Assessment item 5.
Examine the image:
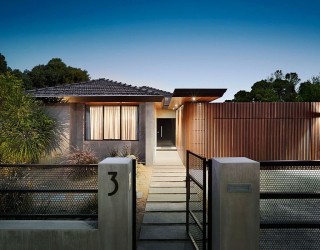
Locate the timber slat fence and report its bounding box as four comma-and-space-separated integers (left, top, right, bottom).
176, 102, 320, 162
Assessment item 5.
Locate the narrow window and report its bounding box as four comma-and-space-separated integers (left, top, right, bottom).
88, 106, 103, 140
121, 106, 138, 140
104, 106, 120, 139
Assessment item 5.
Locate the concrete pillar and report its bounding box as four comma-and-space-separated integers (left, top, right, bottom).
210, 157, 260, 250
70, 103, 84, 150
145, 103, 155, 166
98, 157, 133, 250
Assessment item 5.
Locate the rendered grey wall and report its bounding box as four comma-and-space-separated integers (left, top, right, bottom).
0, 228, 99, 250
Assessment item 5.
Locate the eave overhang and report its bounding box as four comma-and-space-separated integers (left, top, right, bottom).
168, 88, 227, 109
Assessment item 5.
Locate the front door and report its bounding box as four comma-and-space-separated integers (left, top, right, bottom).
157, 118, 176, 147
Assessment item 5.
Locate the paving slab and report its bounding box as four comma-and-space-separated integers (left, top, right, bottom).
147, 194, 186, 202
152, 172, 186, 177
140, 225, 188, 240
149, 187, 187, 194
151, 177, 186, 182
150, 182, 185, 187
143, 212, 186, 224
149, 194, 200, 202
138, 241, 194, 250
145, 202, 186, 212
153, 151, 183, 166
152, 168, 186, 173
152, 165, 186, 170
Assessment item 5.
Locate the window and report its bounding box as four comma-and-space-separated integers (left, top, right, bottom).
86, 105, 138, 140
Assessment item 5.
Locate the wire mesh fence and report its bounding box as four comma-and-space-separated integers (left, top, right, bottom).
0, 164, 98, 219
260, 161, 320, 249
186, 150, 208, 250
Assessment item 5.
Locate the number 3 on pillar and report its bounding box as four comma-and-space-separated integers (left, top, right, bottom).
108, 172, 118, 196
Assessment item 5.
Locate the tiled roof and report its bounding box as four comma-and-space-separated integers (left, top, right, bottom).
140, 86, 172, 97
27, 78, 172, 98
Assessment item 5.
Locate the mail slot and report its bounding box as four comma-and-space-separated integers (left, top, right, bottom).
227, 183, 252, 193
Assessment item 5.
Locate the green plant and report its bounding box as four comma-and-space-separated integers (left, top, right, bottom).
0, 73, 64, 163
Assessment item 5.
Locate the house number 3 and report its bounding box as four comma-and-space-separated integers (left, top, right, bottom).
108, 172, 118, 196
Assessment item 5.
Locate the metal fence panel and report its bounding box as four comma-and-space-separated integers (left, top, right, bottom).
260, 161, 320, 249
186, 150, 207, 250
0, 164, 98, 219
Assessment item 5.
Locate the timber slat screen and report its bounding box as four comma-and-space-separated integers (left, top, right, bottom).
177, 102, 320, 162
260, 160, 320, 249
0, 164, 98, 219
186, 150, 208, 250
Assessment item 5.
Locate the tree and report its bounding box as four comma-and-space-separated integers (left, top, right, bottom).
250, 80, 278, 102
285, 72, 300, 86
232, 90, 252, 102
0, 53, 9, 74
298, 74, 320, 102
28, 58, 89, 88
273, 78, 297, 102
0, 53, 90, 89
230, 70, 298, 102
0, 73, 62, 163
11, 69, 33, 89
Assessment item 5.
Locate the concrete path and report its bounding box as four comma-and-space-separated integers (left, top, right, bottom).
137, 151, 194, 250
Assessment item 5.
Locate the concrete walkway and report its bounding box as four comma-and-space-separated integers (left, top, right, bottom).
137, 151, 194, 250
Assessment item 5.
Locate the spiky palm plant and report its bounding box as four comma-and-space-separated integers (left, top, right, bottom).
0, 73, 63, 163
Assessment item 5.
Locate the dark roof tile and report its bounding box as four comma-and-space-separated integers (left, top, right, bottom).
140, 86, 172, 97
27, 78, 172, 98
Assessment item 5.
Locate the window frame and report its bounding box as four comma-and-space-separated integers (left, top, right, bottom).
85, 105, 139, 141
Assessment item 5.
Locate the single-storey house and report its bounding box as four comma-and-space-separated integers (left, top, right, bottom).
29, 78, 320, 164
28, 78, 226, 165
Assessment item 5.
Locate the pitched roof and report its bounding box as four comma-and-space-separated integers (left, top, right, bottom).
27, 78, 172, 98
140, 86, 172, 97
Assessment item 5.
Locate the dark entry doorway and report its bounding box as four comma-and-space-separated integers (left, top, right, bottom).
157, 118, 176, 147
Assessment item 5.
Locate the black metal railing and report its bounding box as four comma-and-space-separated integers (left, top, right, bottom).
132, 159, 137, 250
186, 150, 208, 250
0, 164, 98, 220
260, 160, 320, 249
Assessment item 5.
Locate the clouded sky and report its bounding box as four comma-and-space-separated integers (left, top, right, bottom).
1, 0, 320, 101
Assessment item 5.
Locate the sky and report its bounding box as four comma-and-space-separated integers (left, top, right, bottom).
1, 0, 320, 101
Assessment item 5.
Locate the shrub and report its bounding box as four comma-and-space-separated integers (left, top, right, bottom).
61, 147, 98, 179
108, 147, 120, 157
107, 145, 141, 162
63, 147, 98, 165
